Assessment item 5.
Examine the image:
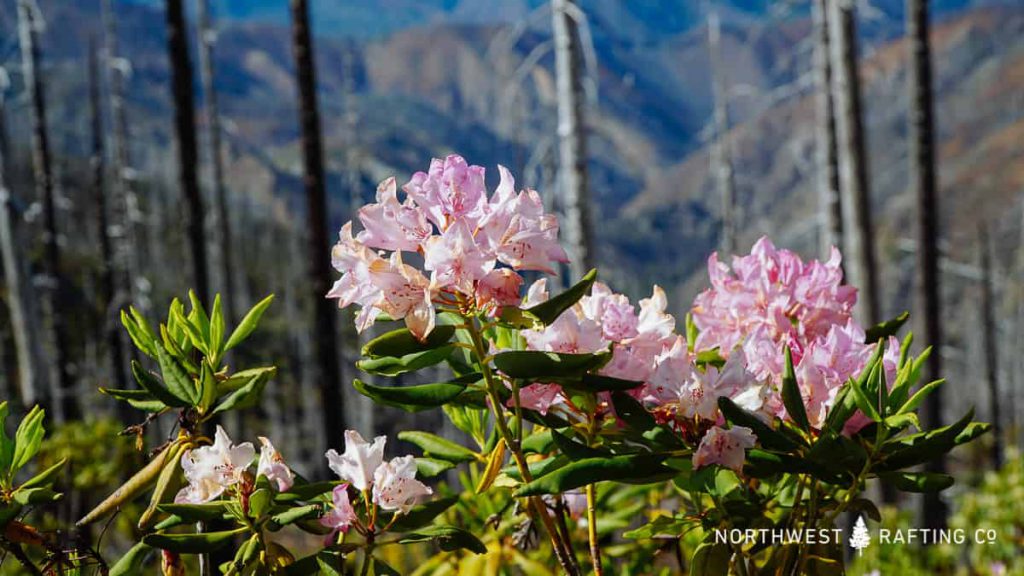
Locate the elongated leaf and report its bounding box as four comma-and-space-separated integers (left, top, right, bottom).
0, 403, 13, 478
876, 409, 984, 471
848, 379, 881, 423
122, 307, 159, 358
109, 542, 153, 576
398, 432, 477, 463
78, 441, 181, 526
551, 430, 606, 461
155, 345, 197, 405
391, 495, 460, 532
718, 397, 799, 452
522, 430, 555, 454
896, 379, 945, 415
226, 294, 275, 351
610, 391, 656, 433
139, 443, 185, 530
578, 373, 643, 392
476, 439, 507, 493
781, 347, 809, 431
353, 375, 475, 412
690, 542, 730, 576
12, 407, 45, 473
878, 471, 954, 493
156, 502, 230, 523
398, 525, 486, 555
210, 368, 275, 416
357, 346, 454, 376
523, 269, 597, 325
144, 528, 246, 553
171, 308, 208, 355
131, 361, 189, 408
515, 454, 672, 496
21, 458, 67, 490
362, 325, 455, 358
864, 311, 910, 343
493, 351, 609, 379
415, 458, 456, 478
270, 504, 321, 528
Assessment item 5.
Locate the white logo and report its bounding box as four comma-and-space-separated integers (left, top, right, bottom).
850, 515, 871, 556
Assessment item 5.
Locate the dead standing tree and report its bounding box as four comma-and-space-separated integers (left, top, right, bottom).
88, 40, 129, 395
0, 68, 45, 407
197, 0, 235, 325
165, 0, 210, 303
290, 0, 346, 459
978, 225, 1002, 469
828, 0, 878, 328
551, 0, 595, 280
906, 0, 947, 530
18, 0, 77, 422
813, 0, 842, 258
707, 11, 737, 255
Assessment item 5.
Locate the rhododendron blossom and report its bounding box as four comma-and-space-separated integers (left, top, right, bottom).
326, 430, 386, 492
320, 484, 358, 541
693, 425, 757, 472
257, 437, 295, 493
327, 155, 569, 340
326, 430, 431, 515
176, 427, 294, 504
372, 455, 434, 514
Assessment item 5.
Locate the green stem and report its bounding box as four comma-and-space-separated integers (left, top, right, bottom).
463, 313, 580, 576
585, 483, 603, 576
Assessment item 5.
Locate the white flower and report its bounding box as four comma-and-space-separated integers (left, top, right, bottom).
325, 430, 386, 492
175, 426, 255, 504
320, 484, 358, 541
257, 437, 294, 492
371, 455, 432, 514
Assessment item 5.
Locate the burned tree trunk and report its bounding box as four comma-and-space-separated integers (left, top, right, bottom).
707, 11, 737, 255
906, 0, 947, 530
828, 0, 878, 328
813, 0, 843, 258
978, 225, 1002, 469
551, 0, 594, 279
165, 0, 210, 303
18, 0, 76, 422
197, 0, 235, 324
0, 72, 45, 408
290, 0, 346, 456
89, 40, 129, 395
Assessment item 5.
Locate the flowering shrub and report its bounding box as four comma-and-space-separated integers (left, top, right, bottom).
0, 154, 989, 575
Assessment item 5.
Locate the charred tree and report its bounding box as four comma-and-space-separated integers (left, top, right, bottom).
813, 0, 843, 258
290, 0, 346, 457
906, 0, 947, 529
978, 226, 1002, 468
197, 0, 235, 324
551, 0, 594, 279
18, 0, 77, 422
828, 0, 879, 327
707, 11, 737, 255
165, 0, 210, 303
89, 40, 129, 396
0, 71, 45, 407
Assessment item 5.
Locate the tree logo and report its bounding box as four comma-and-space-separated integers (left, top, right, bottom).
850, 515, 871, 556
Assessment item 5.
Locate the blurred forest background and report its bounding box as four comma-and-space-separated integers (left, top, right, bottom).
0, 0, 1022, 565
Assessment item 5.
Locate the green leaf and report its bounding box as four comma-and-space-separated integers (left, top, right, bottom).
155, 344, 198, 405
210, 367, 275, 416
269, 504, 321, 528
398, 525, 487, 555
876, 409, 986, 471
781, 347, 809, 431
690, 542, 731, 576
864, 311, 910, 343
391, 495, 459, 532
896, 379, 945, 415
143, 528, 246, 554
550, 430, 606, 460
21, 457, 67, 490
609, 392, 656, 433
209, 294, 225, 359
515, 454, 672, 496
109, 542, 153, 576
12, 406, 45, 474
685, 313, 698, 352
523, 269, 597, 325
493, 351, 609, 379
0, 403, 13, 478
198, 364, 219, 414
12, 486, 61, 505
187, 290, 212, 343
362, 325, 455, 358
274, 481, 338, 503
249, 488, 273, 519
171, 308, 208, 356
879, 472, 954, 493
576, 373, 643, 392
353, 375, 476, 412
122, 307, 159, 358
848, 379, 881, 423
718, 397, 800, 452
226, 294, 275, 351
398, 431, 477, 463
522, 430, 555, 454
130, 360, 188, 408
415, 458, 456, 478
623, 514, 691, 539
357, 346, 454, 376
156, 502, 230, 523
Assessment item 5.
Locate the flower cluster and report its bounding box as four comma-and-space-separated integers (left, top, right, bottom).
321, 431, 432, 539
691, 237, 898, 429
176, 426, 294, 504
327, 155, 568, 340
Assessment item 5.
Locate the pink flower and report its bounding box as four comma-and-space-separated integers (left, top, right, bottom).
693, 426, 757, 472
404, 155, 487, 230
795, 320, 873, 428
523, 278, 550, 307
522, 311, 608, 354
422, 219, 494, 294
491, 190, 568, 273
372, 455, 433, 514
513, 384, 567, 415
326, 430, 386, 492
257, 437, 294, 493
320, 484, 358, 541
629, 286, 676, 351
175, 426, 255, 504
368, 252, 437, 341
475, 268, 524, 314
356, 177, 431, 252
580, 282, 639, 342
